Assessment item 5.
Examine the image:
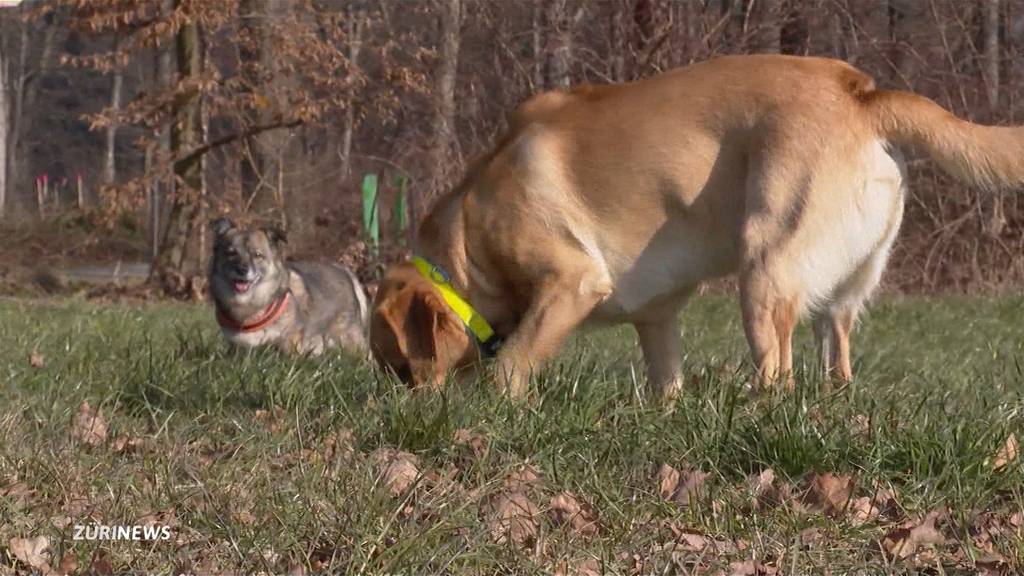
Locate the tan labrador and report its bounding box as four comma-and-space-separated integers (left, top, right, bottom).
370, 54, 1024, 398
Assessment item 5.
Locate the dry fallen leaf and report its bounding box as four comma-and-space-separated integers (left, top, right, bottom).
657, 463, 708, 506
453, 428, 489, 459
111, 434, 150, 454
323, 428, 356, 465
850, 483, 897, 526
658, 464, 680, 500
504, 464, 542, 492
554, 557, 602, 576
883, 509, 946, 559
29, 352, 45, 369
666, 523, 710, 551
849, 413, 871, 437
991, 433, 1019, 471
71, 401, 108, 447
799, 526, 824, 549
50, 515, 72, 530
370, 448, 421, 495
254, 406, 285, 433
802, 472, 853, 515
88, 550, 114, 576
9, 536, 52, 575
0, 479, 34, 509
849, 496, 881, 526
729, 559, 778, 575
55, 551, 77, 576
976, 552, 1010, 574
233, 506, 257, 525
487, 490, 540, 548
549, 491, 600, 536
746, 468, 790, 511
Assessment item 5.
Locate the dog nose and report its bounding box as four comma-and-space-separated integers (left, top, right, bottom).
234, 263, 249, 275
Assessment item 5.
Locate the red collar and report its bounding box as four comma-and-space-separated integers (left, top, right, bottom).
216, 291, 291, 333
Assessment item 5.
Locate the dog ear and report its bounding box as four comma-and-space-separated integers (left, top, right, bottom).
407, 291, 442, 360
211, 217, 236, 239
263, 226, 287, 249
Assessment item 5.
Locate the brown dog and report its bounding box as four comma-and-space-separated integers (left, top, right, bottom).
371, 54, 1024, 398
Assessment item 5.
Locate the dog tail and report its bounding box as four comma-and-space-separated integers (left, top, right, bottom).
866, 89, 1024, 190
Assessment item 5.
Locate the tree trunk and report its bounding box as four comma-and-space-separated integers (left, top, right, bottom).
543, 0, 573, 89
982, 0, 1005, 236
779, 0, 809, 55
152, 1, 174, 260
428, 0, 461, 201
339, 8, 364, 181
9, 9, 56, 196
761, 0, 782, 53
608, 0, 627, 82
531, 0, 543, 91
0, 30, 7, 218
239, 0, 291, 224
103, 34, 123, 187
151, 8, 203, 293
194, 26, 211, 277
982, 0, 1000, 112
887, 0, 920, 84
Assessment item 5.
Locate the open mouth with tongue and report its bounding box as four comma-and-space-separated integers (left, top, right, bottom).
231, 274, 259, 294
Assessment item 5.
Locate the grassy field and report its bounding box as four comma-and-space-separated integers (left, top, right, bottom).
1, 295, 1022, 575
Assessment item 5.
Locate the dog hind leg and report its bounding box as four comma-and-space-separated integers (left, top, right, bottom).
812, 307, 855, 383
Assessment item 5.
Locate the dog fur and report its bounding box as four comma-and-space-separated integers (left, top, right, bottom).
210, 218, 369, 356
370, 54, 1024, 397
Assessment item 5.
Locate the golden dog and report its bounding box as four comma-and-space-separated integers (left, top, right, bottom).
370, 54, 1024, 398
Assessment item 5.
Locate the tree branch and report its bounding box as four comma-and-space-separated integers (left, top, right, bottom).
173, 118, 303, 171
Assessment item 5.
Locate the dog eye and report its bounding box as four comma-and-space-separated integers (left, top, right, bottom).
254, 251, 264, 259
226, 248, 237, 256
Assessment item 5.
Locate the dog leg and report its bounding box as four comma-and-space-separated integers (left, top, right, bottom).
813, 313, 834, 377
495, 276, 606, 398
739, 265, 790, 388
772, 296, 799, 390
831, 309, 855, 382
813, 308, 855, 384
635, 316, 683, 402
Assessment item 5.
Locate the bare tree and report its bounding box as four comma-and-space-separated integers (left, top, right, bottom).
779, 0, 810, 55
542, 0, 579, 89
607, 0, 628, 82
761, 0, 782, 54
9, 6, 57, 194
152, 0, 174, 259
152, 7, 203, 289
238, 0, 299, 226
102, 33, 122, 187
428, 0, 461, 200
982, 0, 1000, 112
0, 20, 8, 218
339, 6, 365, 180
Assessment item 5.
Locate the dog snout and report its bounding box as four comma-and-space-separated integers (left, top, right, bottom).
233, 262, 250, 276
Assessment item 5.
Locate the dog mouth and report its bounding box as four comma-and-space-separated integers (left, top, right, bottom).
230, 274, 260, 294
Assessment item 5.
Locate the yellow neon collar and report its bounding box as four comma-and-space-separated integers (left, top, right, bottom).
411, 256, 498, 350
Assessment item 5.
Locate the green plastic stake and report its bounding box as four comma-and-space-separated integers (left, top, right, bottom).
362, 173, 379, 256
393, 174, 408, 243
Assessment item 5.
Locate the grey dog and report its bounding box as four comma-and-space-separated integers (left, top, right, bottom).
208, 218, 369, 356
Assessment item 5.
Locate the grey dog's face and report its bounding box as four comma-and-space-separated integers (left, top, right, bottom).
210, 218, 287, 300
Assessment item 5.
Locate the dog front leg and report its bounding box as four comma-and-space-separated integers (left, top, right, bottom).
494, 277, 606, 398
635, 316, 683, 402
